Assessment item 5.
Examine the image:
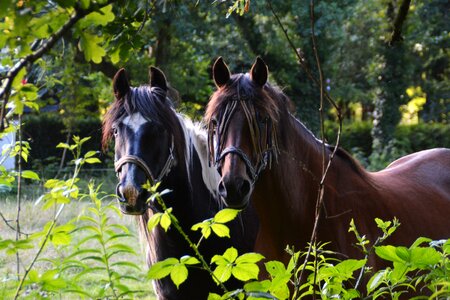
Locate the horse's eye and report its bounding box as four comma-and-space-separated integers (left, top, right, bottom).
113, 127, 118, 136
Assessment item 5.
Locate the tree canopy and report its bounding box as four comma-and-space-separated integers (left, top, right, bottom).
0, 0, 448, 164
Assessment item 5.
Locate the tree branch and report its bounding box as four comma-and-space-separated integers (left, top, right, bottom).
0, 1, 115, 132
389, 0, 411, 45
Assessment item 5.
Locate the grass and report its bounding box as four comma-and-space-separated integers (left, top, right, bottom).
0, 173, 156, 299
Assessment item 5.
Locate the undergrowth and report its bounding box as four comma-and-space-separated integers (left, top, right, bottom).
1, 136, 449, 299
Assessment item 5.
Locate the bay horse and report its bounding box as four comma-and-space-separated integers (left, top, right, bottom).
102, 67, 258, 299
205, 57, 450, 274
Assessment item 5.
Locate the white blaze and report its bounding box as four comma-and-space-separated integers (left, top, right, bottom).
122, 113, 148, 133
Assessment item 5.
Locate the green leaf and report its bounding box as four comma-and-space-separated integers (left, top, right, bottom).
244, 280, 271, 293
27, 269, 40, 283
375, 245, 404, 263
236, 253, 265, 264
334, 259, 366, 276
85, 157, 101, 164
409, 247, 441, 268
394, 246, 410, 262
367, 269, 388, 293
214, 208, 240, 223
211, 223, 230, 238
232, 263, 260, 281
148, 258, 178, 280
171, 264, 188, 288
79, 4, 115, 28
410, 237, 432, 248
265, 261, 287, 277
160, 211, 172, 231
180, 255, 200, 265
110, 46, 121, 64
80, 0, 90, 9
50, 231, 72, 245
147, 213, 162, 231
21, 170, 40, 181
84, 151, 98, 158
213, 264, 232, 283
207, 293, 222, 300
222, 247, 238, 263
78, 32, 106, 63
56, 143, 70, 149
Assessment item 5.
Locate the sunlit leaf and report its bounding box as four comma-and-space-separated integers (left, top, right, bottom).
85, 157, 101, 164
232, 263, 259, 281
21, 170, 40, 181
171, 264, 188, 288
180, 255, 200, 265
213, 264, 232, 283
148, 258, 178, 280
236, 252, 265, 264
211, 223, 230, 238
214, 208, 240, 223
79, 32, 106, 63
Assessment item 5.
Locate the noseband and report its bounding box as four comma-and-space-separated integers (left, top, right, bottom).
114, 135, 175, 205
208, 95, 278, 184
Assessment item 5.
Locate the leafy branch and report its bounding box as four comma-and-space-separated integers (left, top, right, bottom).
145, 184, 264, 296
145, 185, 230, 293
0, 0, 115, 132
12, 136, 100, 299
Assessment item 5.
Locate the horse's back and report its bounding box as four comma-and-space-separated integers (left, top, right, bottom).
370, 148, 450, 240
380, 148, 450, 193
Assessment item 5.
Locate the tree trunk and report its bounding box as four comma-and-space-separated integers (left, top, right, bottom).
370, 0, 411, 166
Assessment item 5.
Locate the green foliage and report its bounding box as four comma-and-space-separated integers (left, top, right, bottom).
326, 121, 450, 169
191, 208, 241, 239
21, 114, 106, 174
148, 256, 200, 288
61, 183, 145, 299
211, 248, 264, 283
1, 1, 449, 298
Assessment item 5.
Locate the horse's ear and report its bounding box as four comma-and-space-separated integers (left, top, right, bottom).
250, 56, 268, 87
113, 68, 130, 99
213, 57, 231, 88
149, 66, 168, 91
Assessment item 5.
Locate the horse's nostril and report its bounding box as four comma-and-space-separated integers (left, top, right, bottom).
239, 179, 251, 197
218, 180, 227, 199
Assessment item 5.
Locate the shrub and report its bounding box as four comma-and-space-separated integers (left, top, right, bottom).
325, 121, 450, 165
21, 114, 110, 176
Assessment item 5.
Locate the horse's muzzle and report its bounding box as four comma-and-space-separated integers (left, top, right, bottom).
116, 183, 147, 215
218, 175, 252, 209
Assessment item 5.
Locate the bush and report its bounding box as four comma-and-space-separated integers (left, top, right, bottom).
21, 114, 110, 175
325, 121, 450, 163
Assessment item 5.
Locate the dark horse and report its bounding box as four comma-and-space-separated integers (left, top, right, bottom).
102, 67, 258, 299
205, 57, 450, 272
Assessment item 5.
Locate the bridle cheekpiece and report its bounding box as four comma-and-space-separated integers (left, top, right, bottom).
208, 93, 278, 184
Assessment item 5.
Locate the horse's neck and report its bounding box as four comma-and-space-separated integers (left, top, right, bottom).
251, 117, 329, 255
274, 116, 325, 190
180, 117, 220, 198
164, 119, 218, 214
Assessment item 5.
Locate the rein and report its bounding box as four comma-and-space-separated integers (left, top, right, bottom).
114, 135, 175, 207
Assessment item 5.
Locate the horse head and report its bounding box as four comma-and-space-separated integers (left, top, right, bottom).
206, 57, 278, 209
103, 67, 178, 215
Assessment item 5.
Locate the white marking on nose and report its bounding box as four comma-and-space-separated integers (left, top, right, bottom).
123, 113, 148, 133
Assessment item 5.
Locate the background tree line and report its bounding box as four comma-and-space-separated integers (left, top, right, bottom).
0, 0, 448, 171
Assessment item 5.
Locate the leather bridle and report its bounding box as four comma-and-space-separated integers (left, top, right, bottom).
115, 135, 175, 207
208, 94, 278, 184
